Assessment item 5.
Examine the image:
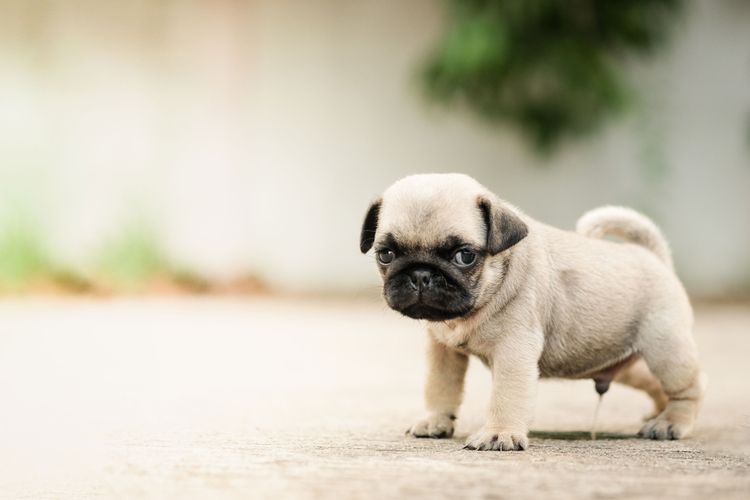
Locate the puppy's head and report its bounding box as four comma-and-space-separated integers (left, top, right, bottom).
360, 174, 528, 321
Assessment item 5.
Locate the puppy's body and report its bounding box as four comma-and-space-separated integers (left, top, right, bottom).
361, 174, 704, 451
529, 221, 690, 379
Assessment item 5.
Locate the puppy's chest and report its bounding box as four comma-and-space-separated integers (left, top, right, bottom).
429, 323, 492, 359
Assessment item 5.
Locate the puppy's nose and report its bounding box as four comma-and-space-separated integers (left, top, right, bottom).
408, 269, 433, 291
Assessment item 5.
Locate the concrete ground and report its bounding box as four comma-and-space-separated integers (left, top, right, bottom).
0, 297, 748, 499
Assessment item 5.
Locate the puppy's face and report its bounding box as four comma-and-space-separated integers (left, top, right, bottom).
360, 174, 528, 321
373, 232, 484, 321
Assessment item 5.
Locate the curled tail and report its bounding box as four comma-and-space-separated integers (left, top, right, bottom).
576, 206, 673, 270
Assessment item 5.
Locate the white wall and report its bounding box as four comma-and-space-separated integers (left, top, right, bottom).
247, 0, 750, 295
0, 0, 748, 295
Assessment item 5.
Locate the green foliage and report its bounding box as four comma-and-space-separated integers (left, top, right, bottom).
95, 218, 210, 292
0, 215, 53, 291
95, 219, 170, 289
0, 207, 209, 293
422, 0, 683, 152
0, 208, 94, 293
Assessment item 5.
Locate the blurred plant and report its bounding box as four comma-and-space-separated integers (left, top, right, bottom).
0, 209, 213, 295
95, 217, 209, 293
422, 0, 684, 153
96, 218, 171, 290
0, 209, 92, 293
0, 214, 53, 291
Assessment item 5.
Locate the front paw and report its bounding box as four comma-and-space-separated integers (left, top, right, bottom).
406, 413, 456, 439
464, 427, 528, 451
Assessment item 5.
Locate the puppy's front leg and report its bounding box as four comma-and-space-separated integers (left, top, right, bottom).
464, 329, 543, 451
407, 332, 468, 439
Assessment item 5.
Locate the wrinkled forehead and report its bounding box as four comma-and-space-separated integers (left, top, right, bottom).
376, 189, 486, 250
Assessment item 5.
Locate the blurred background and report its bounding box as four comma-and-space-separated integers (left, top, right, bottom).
1, 0, 749, 299
2, 2, 750, 497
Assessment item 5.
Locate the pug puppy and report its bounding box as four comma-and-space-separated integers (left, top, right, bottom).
360, 174, 705, 451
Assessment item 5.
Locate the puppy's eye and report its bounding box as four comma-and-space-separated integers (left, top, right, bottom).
377, 249, 395, 265
452, 249, 476, 267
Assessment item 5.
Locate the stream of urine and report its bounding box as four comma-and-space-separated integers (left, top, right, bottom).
590, 394, 604, 440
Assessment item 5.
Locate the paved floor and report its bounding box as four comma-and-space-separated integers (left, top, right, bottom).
0, 298, 748, 499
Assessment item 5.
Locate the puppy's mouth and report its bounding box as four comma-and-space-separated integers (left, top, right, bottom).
383, 265, 474, 321
398, 302, 470, 321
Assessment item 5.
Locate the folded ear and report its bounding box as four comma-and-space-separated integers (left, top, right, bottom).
478, 196, 528, 255
359, 198, 382, 253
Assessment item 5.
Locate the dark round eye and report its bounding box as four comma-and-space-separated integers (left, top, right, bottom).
377, 249, 395, 265
452, 249, 476, 267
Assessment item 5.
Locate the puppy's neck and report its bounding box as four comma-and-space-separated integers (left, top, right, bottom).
429, 300, 491, 351
428, 320, 472, 351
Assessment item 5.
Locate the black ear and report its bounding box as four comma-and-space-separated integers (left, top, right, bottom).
359, 198, 382, 254
478, 197, 528, 255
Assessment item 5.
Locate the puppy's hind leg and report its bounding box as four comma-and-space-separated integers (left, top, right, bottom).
636, 315, 706, 440
613, 358, 668, 420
